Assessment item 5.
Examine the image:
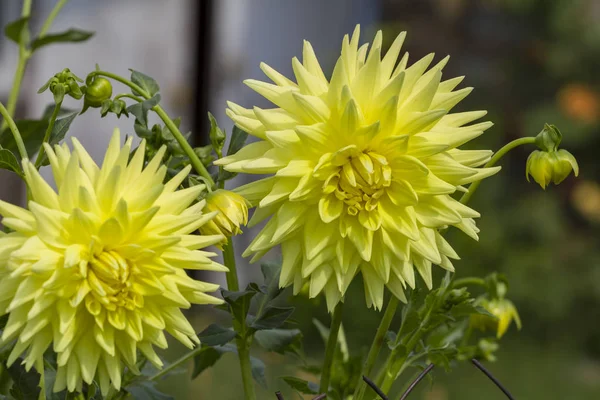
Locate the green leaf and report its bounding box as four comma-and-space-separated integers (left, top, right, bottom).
127, 94, 161, 126
0, 149, 23, 177
221, 287, 258, 326
7, 362, 40, 400
0, 119, 47, 156
226, 125, 248, 156
126, 381, 173, 400
191, 344, 236, 379
254, 329, 302, 354
251, 306, 294, 330
38, 111, 78, 166
282, 376, 319, 395
197, 324, 236, 347
4, 17, 29, 44
250, 356, 267, 389
31, 29, 94, 51
130, 70, 160, 97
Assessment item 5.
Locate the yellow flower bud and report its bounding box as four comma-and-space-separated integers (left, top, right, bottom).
471, 298, 522, 338
200, 189, 249, 248
526, 149, 579, 189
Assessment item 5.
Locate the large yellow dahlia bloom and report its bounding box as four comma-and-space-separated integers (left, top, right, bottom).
0, 131, 226, 394
216, 26, 499, 311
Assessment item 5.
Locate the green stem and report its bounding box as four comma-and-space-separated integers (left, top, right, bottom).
223, 238, 239, 291
38, 0, 70, 37
148, 345, 205, 382
0, 101, 28, 160
353, 296, 399, 400
319, 302, 344, 394
113, 93, 143, 102
222, 237, 256, 400
89, 70, 215, 188
0, 0, 33, 133
452, 277, 486, 289
34, 99, 62, 167
378, 295, 438, 394
460, 137, 536, 205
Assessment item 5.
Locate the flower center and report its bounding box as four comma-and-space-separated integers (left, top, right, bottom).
86, 251, 141, 312
323, 151, 391, 216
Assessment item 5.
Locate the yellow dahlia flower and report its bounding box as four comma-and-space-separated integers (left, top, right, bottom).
215, 26, 499, 311
199, 189, 249, 249
0, 130, 226, 394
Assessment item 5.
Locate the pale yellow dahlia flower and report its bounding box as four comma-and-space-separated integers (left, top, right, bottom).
215, 26, 499, 311
0, 130, 226, 394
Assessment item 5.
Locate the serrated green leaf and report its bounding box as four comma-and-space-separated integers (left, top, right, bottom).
31, 29, 94, 51
4, 17, 29, 44
130, 70, 160, 97
7, 362, 40, 400
127, 94, 161, 126
226, 125, 248, 156
222, 287, 258, 326
0, 149, 23, 177
282, 376, 319, 395
191, 344, 236, 379
197, 324, 236, 347
38, 111, 78, 166
126, 381, 173, 400
250, 356, 267, 389
251, 306, 294, 330
254, 329, 302, 354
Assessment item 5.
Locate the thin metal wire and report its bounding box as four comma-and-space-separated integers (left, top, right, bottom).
363, 375, 389, 400
276, 358, 515, 399
399, 363, 435, 400
471, 358, 515, 399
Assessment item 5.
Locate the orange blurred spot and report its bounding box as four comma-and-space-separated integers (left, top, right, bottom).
572, 180, 600, 223
557, 84, 600, 124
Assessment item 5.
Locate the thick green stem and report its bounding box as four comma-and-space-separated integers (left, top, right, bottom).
38, 0, 70, 37
319, 302, 344, 394
0, 0, 33, 133
0, 101, 28, 160
223, 238, 239, 291
353, 296, 399, 400
89, 71, 215, 188
148, 345, 205, 382
34, 99, 62, 167
222, 237, 256, 400
460, 137, 536, 205
452, 277, 486, 289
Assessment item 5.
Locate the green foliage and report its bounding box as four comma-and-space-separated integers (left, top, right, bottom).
0, 105, 76, 164
281, 376, 319, 395
0, 149, 23, 177
126, 94, 161, 126
31, 29, 94, 51
3, 17, 28, 44
197, 324, 237, 347
130, 70, 160, 97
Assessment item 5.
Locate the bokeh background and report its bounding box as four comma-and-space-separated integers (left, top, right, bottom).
1, 0, 599, 398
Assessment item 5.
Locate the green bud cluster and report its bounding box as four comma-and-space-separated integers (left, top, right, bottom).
38, 68, 84, 103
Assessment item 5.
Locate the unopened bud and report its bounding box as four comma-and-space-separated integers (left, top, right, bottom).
471, 297, 522, 338
199, 189, 249, 249
526, 149, 579, 189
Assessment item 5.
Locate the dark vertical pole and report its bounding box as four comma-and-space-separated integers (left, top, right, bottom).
191, 0, 214, 147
